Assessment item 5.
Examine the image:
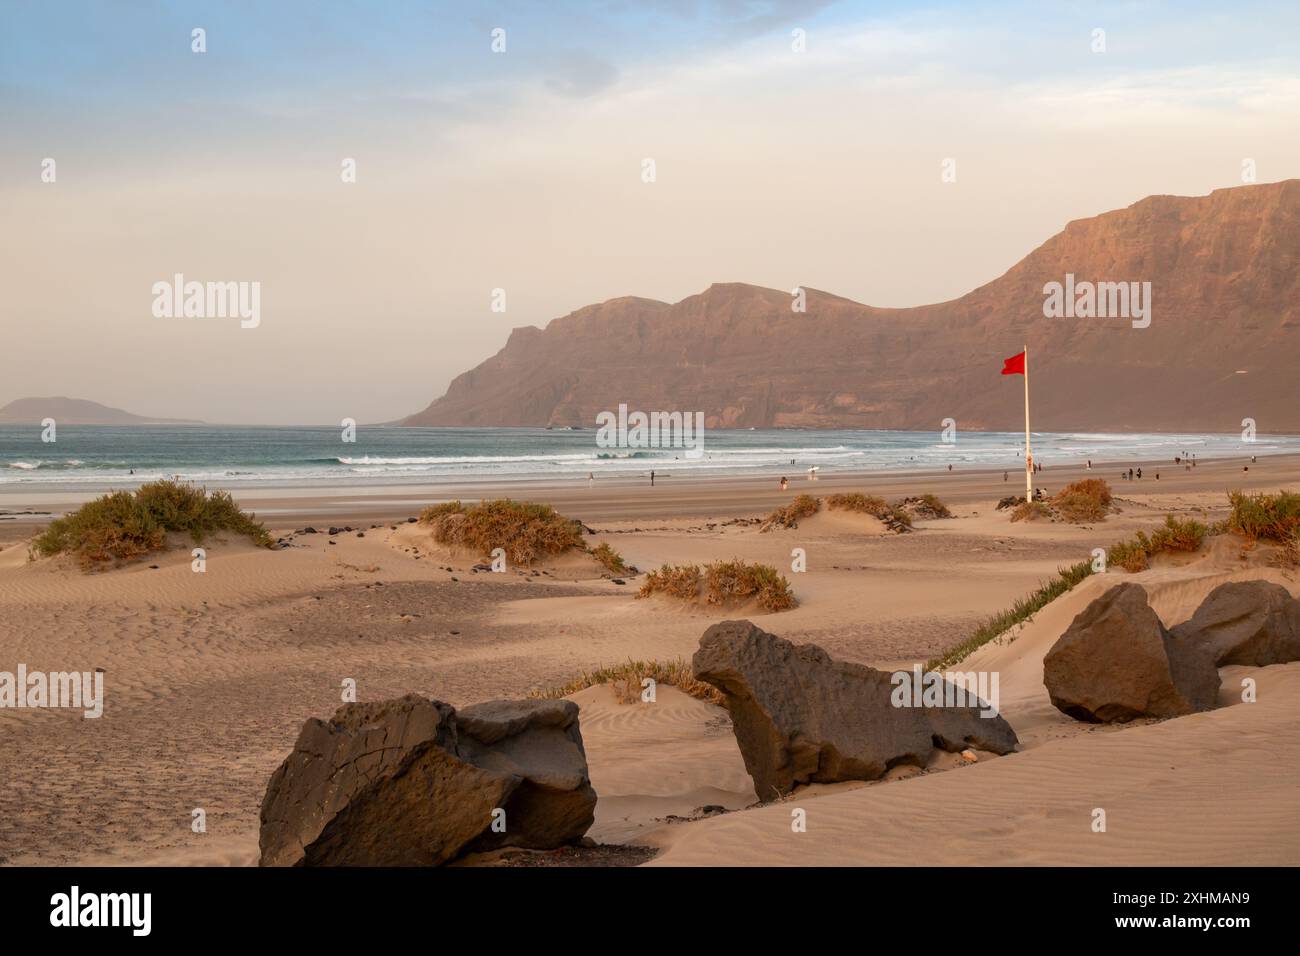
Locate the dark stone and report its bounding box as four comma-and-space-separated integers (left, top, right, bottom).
692, 620, 1017, 801
1044, 582, 1220, 723
1170, 580, 1300, 666
259, 695, 595, 867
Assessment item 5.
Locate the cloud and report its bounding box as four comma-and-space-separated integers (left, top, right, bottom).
541, 49, 621, 98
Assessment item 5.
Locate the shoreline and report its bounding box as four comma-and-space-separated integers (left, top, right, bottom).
1, 449, 1292, 531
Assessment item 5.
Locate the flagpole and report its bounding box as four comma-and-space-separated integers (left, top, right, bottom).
1024, 343, 1032, 500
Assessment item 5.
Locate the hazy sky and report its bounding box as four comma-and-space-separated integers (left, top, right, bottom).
3, 0, 1298, 424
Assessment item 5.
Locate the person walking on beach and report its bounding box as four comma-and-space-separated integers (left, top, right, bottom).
1136, 468, 1142, 479
1128, 467, 1134, 480
779, 476, 788, 490
650, 469, 655, 487
1003, 471, 1008, 481
588, 472, 594, 489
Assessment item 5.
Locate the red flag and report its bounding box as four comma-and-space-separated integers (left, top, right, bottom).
1001, 351, 1025, 376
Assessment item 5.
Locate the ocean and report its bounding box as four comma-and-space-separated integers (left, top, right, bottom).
0, 425, 1290, 492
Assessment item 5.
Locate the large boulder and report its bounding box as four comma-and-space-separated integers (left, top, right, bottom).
1044, 583, 1220, 723
455, 699, 598, 852
692, 620, 1018, 801
1170, 580, 1300, 666
258, 694, 595, 866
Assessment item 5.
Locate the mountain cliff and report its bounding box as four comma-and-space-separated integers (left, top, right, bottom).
401, 180, 1300, 433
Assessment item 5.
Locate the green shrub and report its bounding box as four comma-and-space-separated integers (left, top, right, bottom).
420, 498, 584, 564
1148, 514, 1208, 553
31, 480, 271, 569
1226, 490, 1300, 542
1105, 515, 1208, 573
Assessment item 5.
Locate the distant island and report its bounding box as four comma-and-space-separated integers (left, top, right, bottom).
0, 397, 204, 426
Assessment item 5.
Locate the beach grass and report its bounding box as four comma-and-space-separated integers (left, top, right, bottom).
30, 479, 272, 569
925, 559, 1094, 670
928, 509, 1220, 667
528, 657, 723, 705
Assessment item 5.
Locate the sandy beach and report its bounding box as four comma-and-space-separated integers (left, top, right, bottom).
2, 451, 1297, 866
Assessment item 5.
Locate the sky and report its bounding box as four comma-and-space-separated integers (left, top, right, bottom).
2, 0, 1298, 425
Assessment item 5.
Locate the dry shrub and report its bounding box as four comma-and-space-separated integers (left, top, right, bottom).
1271, 532, 1300, 569
638, 559, 797, 612
420, 498, 583, 564
31, 480, 271, 569
825, 492, 913, 531
759, 494, 820, 531
899, 494, 952, 519
825, 492, 888, 515
589, 541, 628, 574
1051, 479, 1114, 523
419, 500, 467, 522
637, 563, 702, 600
703, 559, 797, 612
1010, 500, 1052, 523
1106, 537, 1149, 572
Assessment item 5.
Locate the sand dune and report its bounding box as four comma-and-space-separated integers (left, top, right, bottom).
649, 558, 1300, 866
1, 465, 1297, 866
